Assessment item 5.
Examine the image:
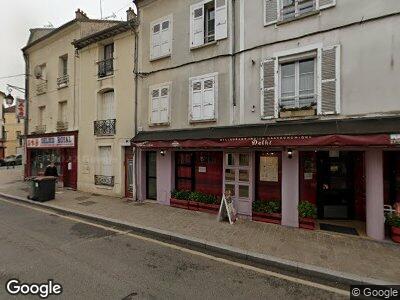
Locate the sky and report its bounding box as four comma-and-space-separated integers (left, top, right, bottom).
0, 0, 136, 100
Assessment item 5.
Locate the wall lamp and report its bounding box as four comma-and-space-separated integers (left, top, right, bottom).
287, 148, 293, 159
160, 149, 166, 156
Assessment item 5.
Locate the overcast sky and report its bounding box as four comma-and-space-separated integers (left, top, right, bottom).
0, 0, 135, 99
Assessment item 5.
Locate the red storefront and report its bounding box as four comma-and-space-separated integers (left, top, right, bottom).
25, 131, 78, 190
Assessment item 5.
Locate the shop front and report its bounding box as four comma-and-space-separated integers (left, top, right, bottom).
25, 131, 78, 190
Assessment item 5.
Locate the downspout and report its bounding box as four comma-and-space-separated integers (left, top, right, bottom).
23, 52, 30, 178
133, 5, 140, 201
231, 0, 236, 124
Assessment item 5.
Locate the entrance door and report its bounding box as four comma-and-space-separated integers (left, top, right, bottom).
146, 151, 157, 200
125, 147, 134, 198
224, 153, 252, 216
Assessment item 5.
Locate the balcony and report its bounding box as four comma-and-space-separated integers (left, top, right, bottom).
34, 125, 46, 134
36, 82, 48, 95
94, 119, 116, 136
56, 121, 69, 132
97, 58, 114, 78
57, 74, 69, 88
94, 175, 115, 187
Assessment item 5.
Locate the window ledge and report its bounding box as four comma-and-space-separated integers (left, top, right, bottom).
57, 84, 69, 90
97, 74, 115, 81
95, 136, 116, 140
150, 54, 171, 62
277, 10, 320, 26
275, 115, 320, 122
149, 122, 170, 127
189, 118, 217, 124
95, 185, 114, 190
190, 41, 217, 51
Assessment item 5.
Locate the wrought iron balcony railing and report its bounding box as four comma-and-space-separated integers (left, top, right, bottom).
97, 58, 114, 78
94, 175, 115, 187
56, 121, 69, 132
36, 82, 48, 95
94, 119, 116, 136
57, 74, 69, 88
34, 125, 46, 134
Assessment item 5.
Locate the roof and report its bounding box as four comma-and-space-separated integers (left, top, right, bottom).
132, 116, 400, 142
4, 106, 16, 113
72, 19, 138, 50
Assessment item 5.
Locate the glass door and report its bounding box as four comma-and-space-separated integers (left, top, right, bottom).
146, 151, 157, 200
224, 153, 252, 216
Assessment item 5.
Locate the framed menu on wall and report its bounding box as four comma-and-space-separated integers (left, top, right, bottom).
260, 156, 278, 182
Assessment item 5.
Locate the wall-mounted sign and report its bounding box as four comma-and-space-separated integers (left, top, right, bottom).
218, 191, 237, 225
390, 134, 400, 144
27, 135, 75, 148
16, 98, 26, 119
259, 156, 278, 182
198, 166, 206, 173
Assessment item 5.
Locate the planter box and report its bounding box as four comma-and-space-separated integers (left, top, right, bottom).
299, 217, 316, 230
252, 212, 281, 224
170, 198, 188, 209
391, 226, 400, 243
188, 200, 199, 211
198, 202, 220, 215
280, 108, 316, 118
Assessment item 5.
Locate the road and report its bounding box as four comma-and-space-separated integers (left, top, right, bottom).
0, 198, 348, 299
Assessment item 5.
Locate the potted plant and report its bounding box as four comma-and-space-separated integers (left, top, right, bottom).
188, 191, 201, 211
197, 193, 220, 215
279, 103, 317, 118
386, 213, 400, 243
298, 201, 317, 230
170, 190, 189, 209
252, 200, 281, 224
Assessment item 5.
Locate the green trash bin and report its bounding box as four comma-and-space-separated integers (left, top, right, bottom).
28, 176, 57, 202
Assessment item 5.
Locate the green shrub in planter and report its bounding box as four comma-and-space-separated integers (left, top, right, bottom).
171, 190, 191, 200
386, 213, 400, 228
172, 190, 219, 204
253, 200, 281, 214
298, 201, 317, 219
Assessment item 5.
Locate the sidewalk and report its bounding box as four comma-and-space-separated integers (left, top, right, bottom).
1, 167, 399, 285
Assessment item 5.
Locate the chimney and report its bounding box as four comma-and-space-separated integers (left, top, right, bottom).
75, 9, 89, 20
126, 7, 136, 21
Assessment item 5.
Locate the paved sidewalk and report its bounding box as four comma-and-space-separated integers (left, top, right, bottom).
1, 167, 400, 285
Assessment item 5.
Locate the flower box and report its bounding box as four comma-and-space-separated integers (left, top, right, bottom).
188, 200, 199, 211
252, 212, 281, 224
280, 108, 316, 118
170, 198, 188, 209
391, 226, 400, 243
299, 217, 316, 230
198, 202, 220, 215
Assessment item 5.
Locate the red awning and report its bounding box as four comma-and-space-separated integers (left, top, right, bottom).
133, 134, 397, 149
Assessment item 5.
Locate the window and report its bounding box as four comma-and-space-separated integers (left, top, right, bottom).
58, 101, 68, 122
98, 43, 114, 77
99, 91, 115, 121
280, 58, 316, 109
189, 73, 218, 122
190, 0, 227, 48
150, 16, 172, 60
99, 146, 112, 176
38, 106, 45, 125
281, 0, 315, 20
16, 131, 22, 146
60, 55, 68, 76
150, 84, 170, 124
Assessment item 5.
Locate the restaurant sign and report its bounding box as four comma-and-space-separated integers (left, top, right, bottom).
27, 135, 75, 148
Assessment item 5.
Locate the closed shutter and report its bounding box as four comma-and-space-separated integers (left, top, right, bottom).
319, 0, 336, 10
102, 91, 115, 120
262, 59, 276, 118
265, 0, 278, 25
160, 20, 171, 56
203, 77, 216, 119
100, 146, 112, 176
151, 23, 161, 59
321, 45, 340, 114
191, 81, 203, 120
151, 89, 160, 123
191, 3, 205, 47
159, 87, 169, 123
215, 0, 228, 40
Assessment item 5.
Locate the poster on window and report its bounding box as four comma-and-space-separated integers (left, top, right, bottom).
259, 156, 278, 182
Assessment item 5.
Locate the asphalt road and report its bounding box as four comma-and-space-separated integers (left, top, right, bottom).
0, 198, 348, 300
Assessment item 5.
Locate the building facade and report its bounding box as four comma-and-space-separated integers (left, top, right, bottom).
23, 9, 121, 189
3, 105, 24, 157
132, 0, 400, 240
0, 91, 5, 159
73, 9, 138, 197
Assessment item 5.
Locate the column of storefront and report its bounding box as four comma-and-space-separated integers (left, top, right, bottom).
281, 150, 299, 227
136, 149, 146, 201
156, 150, 174, 205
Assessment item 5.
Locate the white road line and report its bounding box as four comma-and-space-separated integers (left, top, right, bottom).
0, 197, 349, 296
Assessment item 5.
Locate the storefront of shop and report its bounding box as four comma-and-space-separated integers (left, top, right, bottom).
133, 117, 400, 240
25, 131, 78, 190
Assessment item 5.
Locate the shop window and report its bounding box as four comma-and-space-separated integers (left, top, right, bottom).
31, 149, 62, 176
255, 152, 282, 202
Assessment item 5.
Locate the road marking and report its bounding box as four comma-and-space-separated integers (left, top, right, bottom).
0, 197, 349, 296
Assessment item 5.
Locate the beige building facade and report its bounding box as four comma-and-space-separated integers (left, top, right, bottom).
3, 105, 24, 157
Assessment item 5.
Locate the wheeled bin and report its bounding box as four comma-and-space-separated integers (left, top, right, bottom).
28, 176, 57, 202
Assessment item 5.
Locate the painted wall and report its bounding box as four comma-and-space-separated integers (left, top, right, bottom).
3, 111, 24, 157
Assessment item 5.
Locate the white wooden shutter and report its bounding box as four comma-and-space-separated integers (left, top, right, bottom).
100, 146, 112, 176
319, 0, 336, 10
159, 87, 169, 123
190, 3, 205, 48
102, 91, 115, 120
264, 0, 278, 25
321, 45, 340, 115
151, 23, 161, 59
191, 80, 203, 120
215, 0, 228, 40
151, 88, 160, 123
262, 59, 276, 118
202, 77, 216, 119
160, 20, 171, 57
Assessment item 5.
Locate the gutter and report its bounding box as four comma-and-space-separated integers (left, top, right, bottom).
133, 3, 140, 202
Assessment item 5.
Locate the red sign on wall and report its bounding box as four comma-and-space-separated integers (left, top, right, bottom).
16, 98, 26, 119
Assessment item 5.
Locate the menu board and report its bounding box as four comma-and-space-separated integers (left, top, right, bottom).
218, 192, 237, 224
259, 156, 278, 182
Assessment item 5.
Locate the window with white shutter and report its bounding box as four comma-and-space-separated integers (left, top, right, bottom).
261, 59, 277, 118
149, 84, 170, 125
190, 0, 227, 49
150, 15, 172, 60
321, 45, 340, 114
189, 73, 217, 122
99, 146, 112, 177
99, 91, 115, 120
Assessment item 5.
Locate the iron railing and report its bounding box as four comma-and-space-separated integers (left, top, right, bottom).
57, 74, 69, 88
94, 175, 115, 187
56, 121, 69, 132
94, 119, 116, 136
97, 58, 114, 78
36, 82, 48, 95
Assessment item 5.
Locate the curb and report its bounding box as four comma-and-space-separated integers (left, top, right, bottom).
0, 191, 398, 287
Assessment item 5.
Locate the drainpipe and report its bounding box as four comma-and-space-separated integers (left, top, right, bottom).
23, 52, 30, 178
231, 0, 236, 124
133, 3, 140, 201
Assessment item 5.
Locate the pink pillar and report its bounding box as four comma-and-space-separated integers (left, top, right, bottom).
156, 150, 174, 205
365, 149, 385, 240
281, 150, 299, 227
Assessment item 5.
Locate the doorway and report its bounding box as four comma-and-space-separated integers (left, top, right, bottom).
146, 151, 157, 200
